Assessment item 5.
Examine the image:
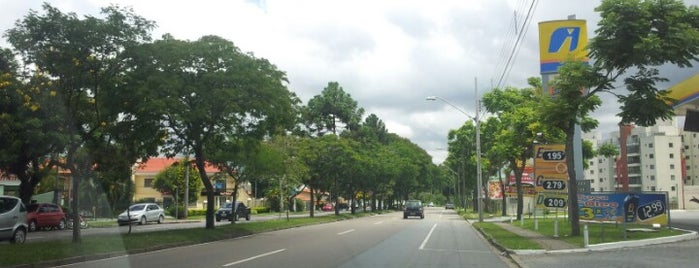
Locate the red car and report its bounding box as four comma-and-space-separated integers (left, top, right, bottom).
321, 203, 334, 211
26, 203, 66, 232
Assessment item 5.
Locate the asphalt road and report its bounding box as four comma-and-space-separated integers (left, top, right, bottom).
25, 210, 340, 242
54, 207, 515, 268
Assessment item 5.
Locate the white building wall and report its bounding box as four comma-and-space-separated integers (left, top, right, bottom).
584, 119, 686, 207
683, 131, 699, 186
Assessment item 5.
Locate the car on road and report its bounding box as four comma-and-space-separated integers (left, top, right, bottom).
445, 203, 455, 209
26, 203, 66, 232
321, 203, 334, 211
403, 200, 424, 219
0, 196, 28, 244
118, 203, 165, 226
215, 201, 251, 222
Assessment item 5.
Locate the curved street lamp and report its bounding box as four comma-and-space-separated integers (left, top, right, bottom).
426, 79, 483, 222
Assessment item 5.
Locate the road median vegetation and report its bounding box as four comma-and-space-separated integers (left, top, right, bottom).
470, 212, 688, 250
0, 211, 382, 267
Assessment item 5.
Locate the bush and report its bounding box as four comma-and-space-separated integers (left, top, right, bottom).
188, 209, 206, 216
294, 198, 305, 211
166, 205, 186, 219
253, 207, 270, 213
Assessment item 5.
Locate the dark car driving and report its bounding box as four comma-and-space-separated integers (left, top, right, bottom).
215, 201, 251, 222
403, 200, 424, 219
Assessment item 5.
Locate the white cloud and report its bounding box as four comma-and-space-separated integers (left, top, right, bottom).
2, 0, 698, 165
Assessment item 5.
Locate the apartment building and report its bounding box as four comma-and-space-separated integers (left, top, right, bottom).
584, 119, 686, 207
683, 131, 699, 185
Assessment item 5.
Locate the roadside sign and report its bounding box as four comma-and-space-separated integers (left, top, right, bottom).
534, 144, 569, 208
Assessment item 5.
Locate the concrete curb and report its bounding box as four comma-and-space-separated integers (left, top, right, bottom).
510, 228, 698, 255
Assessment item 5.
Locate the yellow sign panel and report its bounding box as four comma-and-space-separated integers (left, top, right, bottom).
534, 144, 569, 197
539, 20, 588, 74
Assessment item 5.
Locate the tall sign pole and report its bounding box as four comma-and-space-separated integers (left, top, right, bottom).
476, 77, 483, 222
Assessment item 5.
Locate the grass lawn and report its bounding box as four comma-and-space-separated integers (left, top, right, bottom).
473, 222, 543, 250
513, 216, 685, 247
0, 211, 383, 267
462, 209, 687, 249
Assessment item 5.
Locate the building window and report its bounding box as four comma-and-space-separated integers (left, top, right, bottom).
669, 142, 674, 148
591, 170, 595, 174
670, 153, 674, 159
650, 175, 655, 181
144, 178, 154, 188
671, 186, 676, 191
649, 165, 654, 170
648, 143, 653, 148
599, 178, 603, 182
651, 186, 656, 191
671, 175, 675, 181
670, 164, 675, 170
649, 154, 654, 159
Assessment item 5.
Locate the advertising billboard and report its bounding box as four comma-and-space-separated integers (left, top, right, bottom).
578, 192, 668, 225
534, 144, 569, 209
538, 19, 588, 74
488, 181, 503, 199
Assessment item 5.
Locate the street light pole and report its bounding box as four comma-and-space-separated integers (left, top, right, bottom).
475, 77, 483, 223
426, 77, 483, 222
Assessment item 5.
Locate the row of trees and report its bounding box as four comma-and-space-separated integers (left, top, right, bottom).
0, 4, 443, 243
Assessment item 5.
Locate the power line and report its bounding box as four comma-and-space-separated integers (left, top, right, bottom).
494, 0, 539, 90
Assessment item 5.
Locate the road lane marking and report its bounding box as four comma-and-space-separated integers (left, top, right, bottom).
223, 248, 286, 267
337, 229, 355, 235
419, 223, 438, 250
374, 221, 383, 225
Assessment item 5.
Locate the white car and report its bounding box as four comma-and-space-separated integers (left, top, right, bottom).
0, 196, 28, 244
117, 203, 165, 226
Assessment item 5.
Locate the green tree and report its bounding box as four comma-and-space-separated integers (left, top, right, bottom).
305, 82, 365, 136
129, 35, 297, 229
153, 159, 204, 207
544, 0, 699, 236
6, 4, 159, 242
0, 48, 66, 205
482, 86, 563, 220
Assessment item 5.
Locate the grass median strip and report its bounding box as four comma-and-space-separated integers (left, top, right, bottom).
0, 212, 377, 267
473, 222, 543, 250
513, 217, 686, 247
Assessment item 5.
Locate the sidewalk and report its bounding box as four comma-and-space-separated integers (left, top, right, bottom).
479, 216, 698, 256
492, 222, 577, 251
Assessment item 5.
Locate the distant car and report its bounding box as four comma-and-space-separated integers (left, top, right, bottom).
321, 203, 334, 211
445, 203, 455, 209
118, 203, 165, 226
403, 200, 424, 219
428, 202, 434, 207
215, 202, 251, 222
26, 203, 66, 232
0, 196, 28, 244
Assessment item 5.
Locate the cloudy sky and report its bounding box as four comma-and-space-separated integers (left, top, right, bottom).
2, 0, 697, 164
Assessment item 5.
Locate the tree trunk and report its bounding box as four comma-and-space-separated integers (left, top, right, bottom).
501, 178, 507, 216
511, 161, 524, 220
71, 173, 81, 243
194, 154, 215, 229
231, 181, 240, 224
309, 186, 315, 218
